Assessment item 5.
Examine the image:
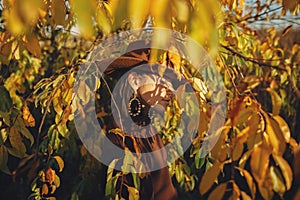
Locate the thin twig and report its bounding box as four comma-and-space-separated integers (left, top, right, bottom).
237, 6, 282, 23
101, 75, 124, 131
220, 44, 287, 71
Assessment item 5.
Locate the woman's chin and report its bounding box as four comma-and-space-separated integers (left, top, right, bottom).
150, 104, 166, 114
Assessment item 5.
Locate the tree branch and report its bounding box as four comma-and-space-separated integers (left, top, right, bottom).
220, 44, 287, 71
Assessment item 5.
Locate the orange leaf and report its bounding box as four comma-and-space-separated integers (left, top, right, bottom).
273, 155, 293, 190
42, 183, 49, 195
236, 167, 256, 198
51, 0, 67, 26
207, 182, 227, 200
232, 142, 244, 161
23, 34, 41, 57
250, 144, 270, 183
22, 104, 35, 127
262, 112, 286, 156
199, 162, 223, 195
273, 115, 290, 143
53, 156, 64, 172
45, 167, 56, 184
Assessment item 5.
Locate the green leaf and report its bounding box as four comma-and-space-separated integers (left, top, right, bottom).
0, 145, 10, 174
71, 192, 79, 200
15, 117, 34, 146
105, 175, 119, 197
0, 86, 12, 112
195, 149, 205, 169
9, 126, 27, 158
0, 128, 9, 145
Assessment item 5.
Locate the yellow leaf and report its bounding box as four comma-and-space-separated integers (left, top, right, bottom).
54, 174, 60, 188
266, 88, 282, 116
239, 149, 253, 169
232, 182, 241, 199
127, 186, 139, 200
263, 112, 286, 156
259, 168, 274, 200
230, 96, 259, 126
51, 0, 67, 26
109, 0, 129, 30
270, 166, 286, 196
77, 81, 91, 105
23, 34, 41, 58
95, 4, 112, 34
207, 182, 227, 200
70, 0, 95, 39
250, 144, 270, 183
3, 7, 25, 35
210, 126, 230, 162
241, 191, 251, 200
53, 89, 63, 115
150, 0, 169, 28
22, 104, 35, 127
128, 0, 151, 28
168, 45, 182, 80
273, 155, 293, 190
232, 142, 244, 161
236, 167, 256, 198
199, 162, 223, 195
273, 115, 290, 143
174, 0, 190, 23
53, 156, 64, 172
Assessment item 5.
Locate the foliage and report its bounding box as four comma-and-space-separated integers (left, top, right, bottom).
0, 0, 299, 199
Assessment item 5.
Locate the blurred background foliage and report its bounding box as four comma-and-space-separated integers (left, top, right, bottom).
0, 0, 299, 199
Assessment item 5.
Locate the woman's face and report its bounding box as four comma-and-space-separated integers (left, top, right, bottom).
137, 84, 174, 108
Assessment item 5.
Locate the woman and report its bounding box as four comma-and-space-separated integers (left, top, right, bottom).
98, 43, 181, 200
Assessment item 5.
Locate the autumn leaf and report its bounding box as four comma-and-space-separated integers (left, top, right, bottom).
0, 145, 10, 174
23, 34, 41, 58
22, 104, 35, 127
9, 126, 27, 158
45, 167, 56, 184
53, 156, 64, 172
250, 144, 271, 183
199, 161, 223, 195
42, 183, 49, 195
207, 182, 227, 200
232, 142, 244, 161
270, 166, 286, 196
266, 88, 282, 116
273, 115, 290, 143
236, 167, 256, 198
262, 112, 286, 156
51, 0, 67, 26
273, 155, 293, 191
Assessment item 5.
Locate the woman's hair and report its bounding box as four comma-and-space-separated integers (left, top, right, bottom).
111, 65, 175, 133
